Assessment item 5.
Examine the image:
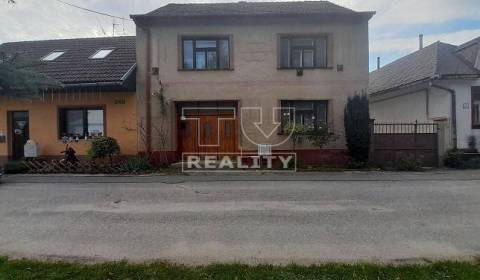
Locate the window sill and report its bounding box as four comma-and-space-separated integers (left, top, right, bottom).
178, 68, 234, 72
277, 67, 333, 71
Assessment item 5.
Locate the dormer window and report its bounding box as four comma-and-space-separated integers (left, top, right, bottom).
41, 51, 65, 61
90, 48, 114, 59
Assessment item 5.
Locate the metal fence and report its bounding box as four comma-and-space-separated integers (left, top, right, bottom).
374, 123, 438, 134
372, 122, 439, 167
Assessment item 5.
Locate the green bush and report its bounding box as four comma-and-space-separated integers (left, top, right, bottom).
3, 161, 28, 174
443, 149, 462, 168
116, 156, 152, 174
344, 93, 371, 164
397, 157, 423, 171
462, 157, 480, 169
467, 135, 478, 153
88, 136, 120, 165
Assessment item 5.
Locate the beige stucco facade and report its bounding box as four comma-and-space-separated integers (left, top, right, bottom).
0, 92, 138, 165
135, 16, 371, 157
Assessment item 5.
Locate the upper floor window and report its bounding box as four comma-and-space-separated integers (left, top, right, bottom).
473, 88, 480, 129
182, 37, 230, 70
280, 36, 328, 69
90, 48, 114, 59
41, 50, 65, 61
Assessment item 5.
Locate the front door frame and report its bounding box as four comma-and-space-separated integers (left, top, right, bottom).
8, 111, 30, 160
176, 100, 239, 159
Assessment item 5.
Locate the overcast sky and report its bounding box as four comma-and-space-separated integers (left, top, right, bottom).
1, 0, 479, 71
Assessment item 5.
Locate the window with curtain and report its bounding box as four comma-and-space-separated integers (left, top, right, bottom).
182, 37, 230, 70
280, 36, 328, 69
59, 108, 104, 138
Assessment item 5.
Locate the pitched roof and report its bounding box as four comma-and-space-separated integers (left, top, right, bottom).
0, 36, 136, 89
370, 41, 480, 94
456, 36, 480, 51
133, 1, 373, 19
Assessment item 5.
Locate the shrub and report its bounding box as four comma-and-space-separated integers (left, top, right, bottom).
3, 161, 28, 174
88, 136, 120, 165
397, 157, 423, 171
307, 124, 338, 149
443, 149, 462, 168
461, 157, 480, 169
116, 156, 152, 174
467, 135, 478, 153
344, 92, 371, 164
283, 122, 309, 150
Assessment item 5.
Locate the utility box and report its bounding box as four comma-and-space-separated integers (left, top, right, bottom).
24, 140, 39, 158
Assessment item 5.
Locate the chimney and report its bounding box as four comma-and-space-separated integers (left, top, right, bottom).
419, 34, 424, 50
377, 57, 381, 70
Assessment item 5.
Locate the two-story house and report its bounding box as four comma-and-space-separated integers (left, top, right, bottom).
131, 1, 374, 165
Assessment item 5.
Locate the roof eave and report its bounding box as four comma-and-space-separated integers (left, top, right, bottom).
131, 11, 375, 26
370, 73, 480, 96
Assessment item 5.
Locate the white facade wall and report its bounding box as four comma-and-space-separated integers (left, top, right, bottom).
370, 78, 480, 149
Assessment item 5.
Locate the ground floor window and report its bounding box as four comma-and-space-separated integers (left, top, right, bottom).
59, 107, 104, 138
281, 100, 328, 132
473, 88, 480, 129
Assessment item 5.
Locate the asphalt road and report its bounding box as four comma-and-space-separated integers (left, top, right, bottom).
0, 171, 479, 264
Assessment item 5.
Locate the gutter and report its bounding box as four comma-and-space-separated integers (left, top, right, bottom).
370, 76, 459, 148
430, 81, 458, 149
144, 28, 152, 155
63, 82, 123, 88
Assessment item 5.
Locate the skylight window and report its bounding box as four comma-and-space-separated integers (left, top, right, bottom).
41, 51, 65, 61
90, 49, 114, 59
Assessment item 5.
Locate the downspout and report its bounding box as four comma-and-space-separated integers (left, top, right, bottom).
144, 28, 152, 154
430, 82, 457, 148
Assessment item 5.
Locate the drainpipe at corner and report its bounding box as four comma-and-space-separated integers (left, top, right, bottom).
430, 81, 458, 149
144, 28, 152, 155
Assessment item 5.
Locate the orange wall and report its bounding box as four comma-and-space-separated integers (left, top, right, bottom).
0, 92, 137, 159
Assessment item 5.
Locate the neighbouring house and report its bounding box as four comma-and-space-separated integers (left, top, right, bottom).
0, 36, 138, 165
131, 1, 374, 165
370, 36, 480, 153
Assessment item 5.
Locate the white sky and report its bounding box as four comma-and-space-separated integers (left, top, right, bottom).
1, 0, 479, 69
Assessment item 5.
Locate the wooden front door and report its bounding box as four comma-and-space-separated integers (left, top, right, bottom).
10, 111, 29, 159
178, 102, 237, 156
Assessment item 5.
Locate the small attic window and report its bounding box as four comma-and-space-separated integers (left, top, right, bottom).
41, 51, 65, 61
90, 48, 114, 59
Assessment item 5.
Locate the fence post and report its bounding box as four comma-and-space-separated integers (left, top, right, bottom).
414, 120, 418, 162
369, 119, 375, 165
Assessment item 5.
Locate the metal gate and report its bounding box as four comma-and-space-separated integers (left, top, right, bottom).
372, 123, 439, 167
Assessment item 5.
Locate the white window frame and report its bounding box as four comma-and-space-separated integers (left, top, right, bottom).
41, 50, 66, 61
89, 48, 115, 59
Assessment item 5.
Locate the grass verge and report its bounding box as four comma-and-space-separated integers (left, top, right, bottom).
1, 257, 480, 280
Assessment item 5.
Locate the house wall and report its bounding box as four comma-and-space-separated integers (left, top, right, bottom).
136, 17, 371, 163
370, 78, 480, 150
436, 79, 480, 149
0, 92, 137, 165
